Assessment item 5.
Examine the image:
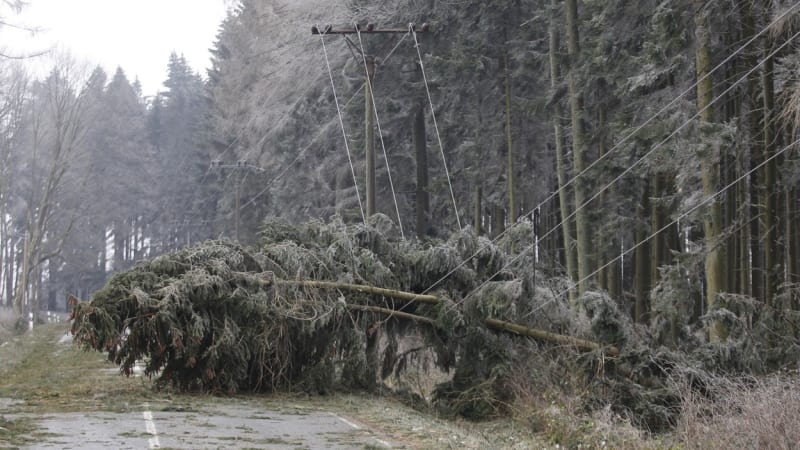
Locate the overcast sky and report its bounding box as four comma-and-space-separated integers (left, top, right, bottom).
3, 0, 231, 96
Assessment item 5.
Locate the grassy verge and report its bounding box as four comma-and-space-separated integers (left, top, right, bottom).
0, 323, 156, 414
0, 324, 550, 448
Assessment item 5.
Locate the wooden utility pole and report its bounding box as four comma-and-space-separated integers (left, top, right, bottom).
313, 23, 428, 219
365, 55, 376, 216
235, 171, 241, 241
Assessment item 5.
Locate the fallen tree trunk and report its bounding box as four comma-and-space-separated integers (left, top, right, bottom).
274, 279, 439, 304
346, 304, 437, 325
485, 318, 620, 357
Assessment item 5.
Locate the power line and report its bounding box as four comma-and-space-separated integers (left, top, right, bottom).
355, 24, 406, 239
234, 29, 415, 217
445, 26, 800, 314
408, 4, 800, 303
411, 24, 463, 232
523, 135, 800, 320
319, 26, 367, 223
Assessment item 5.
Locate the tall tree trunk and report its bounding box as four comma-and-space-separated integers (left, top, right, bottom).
565, 0, 592, 295
549, 0, 578, 302
5, 234, 16, 306
762, 42, 778, 306
473, 186, 482, 236
788, 187, 799, 284
721, 21, 739, 295
739, 0, 763, 301
695, 4, 727, 341
14, 234, 30, 316
413, 104, 429, 237
114, 220, 128, 272
492, 204, 505, 239
505, 52, 516, 224
651, 172, 665, 291
635, 180, 651, 324
0, 217, 7, 307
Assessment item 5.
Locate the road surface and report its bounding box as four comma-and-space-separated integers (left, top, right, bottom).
17, 400, 394, 449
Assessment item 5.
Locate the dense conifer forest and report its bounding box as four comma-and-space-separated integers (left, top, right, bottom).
4, 0, 800, 445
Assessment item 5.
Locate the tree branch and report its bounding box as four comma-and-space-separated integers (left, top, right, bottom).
273, 278, 440, 304
486, 317, 620, 357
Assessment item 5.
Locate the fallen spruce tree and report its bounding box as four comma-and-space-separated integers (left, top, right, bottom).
70, 214, 800, 431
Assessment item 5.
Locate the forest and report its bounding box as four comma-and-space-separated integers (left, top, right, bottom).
2, 0, 800, 444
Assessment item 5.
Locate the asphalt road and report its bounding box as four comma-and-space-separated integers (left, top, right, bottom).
22, 402, 393, 449
5, 333, 395, 449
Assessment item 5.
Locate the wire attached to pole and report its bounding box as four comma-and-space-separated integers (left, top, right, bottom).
355, 23, 406, 239
411, 24, 462, 232
237, 31, 413, 216
443, 26, 800, 315
319, 26, 366, 224
408, 4, 800, 304
523, 135, 800, 321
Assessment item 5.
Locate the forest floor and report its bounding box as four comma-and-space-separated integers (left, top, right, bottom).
0, 323, 550, 449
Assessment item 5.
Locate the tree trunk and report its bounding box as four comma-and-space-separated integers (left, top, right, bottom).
505, 52, 516, 224
635, 180, 651, 324
114, 219, 128, 272
473, 186, 482, 235
273, 279, 439, 304
492, 204, 505, 239
550, 0, 578, 302
762, 43, 778, 307
788, 186, 799, 284
413, 104, 430, 237
565, 0, 592, 295
739, 0, 763, 301
347, 304, 436, 325
651, 172, 665, 291
486, 318, 619, 356
696, 4, 727, 341
14, 234, 30, 316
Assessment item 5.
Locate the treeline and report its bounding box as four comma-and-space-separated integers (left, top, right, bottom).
2, 0, 800, 347
204, 0, 800, 344
0, 53, 214, 316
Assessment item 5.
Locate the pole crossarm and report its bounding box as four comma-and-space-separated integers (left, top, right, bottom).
312, 23, 429, 35
210, 159, 266, 173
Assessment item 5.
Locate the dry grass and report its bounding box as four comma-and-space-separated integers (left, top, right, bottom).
0, 323, 157, 413
0, 306, 18, 342
500, 349, 665, 449
676, 373, 800, 449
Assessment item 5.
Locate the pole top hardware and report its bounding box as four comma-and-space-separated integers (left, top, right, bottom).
312, 22, 429, 35
209, 160, 266, 173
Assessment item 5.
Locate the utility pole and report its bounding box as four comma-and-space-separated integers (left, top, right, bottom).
312, 23, 428, 218
210, 159, 265, 241
365, 55, 376, 216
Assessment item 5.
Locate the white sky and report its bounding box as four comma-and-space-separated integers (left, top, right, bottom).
2, 0, 231, 96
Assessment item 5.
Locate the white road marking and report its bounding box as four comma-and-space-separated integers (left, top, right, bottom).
330, 412, 392, 448
142, 406, 160, 449
329, 412, 361, 429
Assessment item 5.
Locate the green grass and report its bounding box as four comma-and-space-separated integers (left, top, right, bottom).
0, 415, 37, 447
0, 324, 156, 414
